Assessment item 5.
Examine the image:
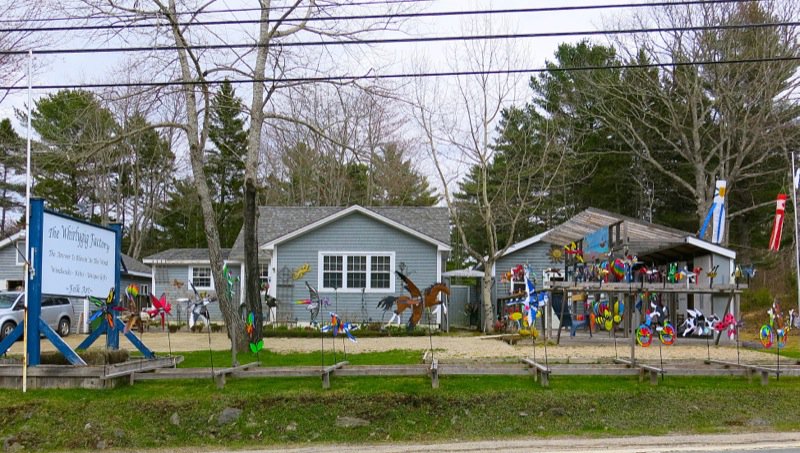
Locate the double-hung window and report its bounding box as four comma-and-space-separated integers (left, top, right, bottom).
190, 266, 213, 289
259, 263, 270, 289
319, 252, 394, 292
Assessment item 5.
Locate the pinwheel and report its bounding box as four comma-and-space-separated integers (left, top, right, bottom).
659, 322, 676, 345
246, 312, 264, 353
636, 325, 653, 347
714, 313, 741, 341
147, 293, 172, 330
321, 312, 358, 343
222, 264, 239, 300
593, 298, 624, 331
88, 287, 124, 329
760, 324, 775, 349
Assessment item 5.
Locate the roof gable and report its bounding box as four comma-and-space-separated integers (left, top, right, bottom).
261, 206, 450, 250
499, 207, 735, 260
229, 205, 450, 260
0, 231, 25, 251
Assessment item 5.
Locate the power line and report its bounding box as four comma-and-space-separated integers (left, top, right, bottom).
0, 0, 766, 33
1, 21, 795, 56
2, 55, 796, 91
0, 0, 433, 25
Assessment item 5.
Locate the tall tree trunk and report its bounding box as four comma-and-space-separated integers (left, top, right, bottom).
481, 270, 494, 333
244, 179, 262, 341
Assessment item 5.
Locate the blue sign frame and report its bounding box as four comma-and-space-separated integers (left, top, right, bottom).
0, 199, 154, 366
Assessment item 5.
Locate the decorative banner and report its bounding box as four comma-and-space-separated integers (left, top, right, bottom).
698, 180, 727, 244
768, 194, 787, 252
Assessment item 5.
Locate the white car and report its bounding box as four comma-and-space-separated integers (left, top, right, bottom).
0, 292, 74, 340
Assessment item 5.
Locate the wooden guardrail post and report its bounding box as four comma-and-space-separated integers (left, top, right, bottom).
430, 359, 439, 389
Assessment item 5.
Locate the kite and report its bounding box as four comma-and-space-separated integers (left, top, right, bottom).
147, 293, 173, 330
768, 194, 787, 252
698, 180, 727, 244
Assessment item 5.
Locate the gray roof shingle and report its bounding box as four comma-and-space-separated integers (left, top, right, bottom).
228, 205, 450, 261
121, 253, 151, 275
143, 248, 230, 263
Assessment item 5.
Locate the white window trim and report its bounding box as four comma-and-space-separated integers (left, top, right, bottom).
189, 265, 214, 290
15, 241, 24, 266
317, 251, 395, 293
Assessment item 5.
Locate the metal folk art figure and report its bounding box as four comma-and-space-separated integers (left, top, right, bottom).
760, 301, 790, 349
296, 282, 329, 326
377, 271, 450, 330
188, 282, 214, 332
321, 312, 358, 342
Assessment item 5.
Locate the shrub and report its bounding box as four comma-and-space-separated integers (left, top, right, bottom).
741, 287, 773, 313
41, 349, 129, 365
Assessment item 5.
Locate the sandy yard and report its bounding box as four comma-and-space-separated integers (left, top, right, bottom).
5, 330, 782, 365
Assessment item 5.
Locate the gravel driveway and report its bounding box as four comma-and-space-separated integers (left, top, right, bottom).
6, 331, 780, 364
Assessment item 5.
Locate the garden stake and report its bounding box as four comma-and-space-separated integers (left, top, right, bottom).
659, 337, 665, 381
426, 307, 435, 362
207, 319, 215, 381
320, 319, 325, 368
166, 323, 173, 357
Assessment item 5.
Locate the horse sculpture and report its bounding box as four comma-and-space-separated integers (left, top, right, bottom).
377, 271, 450, 330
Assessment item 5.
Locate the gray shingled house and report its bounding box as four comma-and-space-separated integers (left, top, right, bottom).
142, 248, 231, 325
145, 205, 451, 326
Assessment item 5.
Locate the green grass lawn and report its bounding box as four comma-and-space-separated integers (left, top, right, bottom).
1, 349, 800, 452
175, 348, 423, 368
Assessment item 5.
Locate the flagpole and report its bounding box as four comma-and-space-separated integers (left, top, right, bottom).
791, 153, 800, 319
22, 50, 33, 394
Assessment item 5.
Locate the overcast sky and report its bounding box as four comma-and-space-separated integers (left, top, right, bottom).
0, 0, 627, 123
0, 0, 632, 206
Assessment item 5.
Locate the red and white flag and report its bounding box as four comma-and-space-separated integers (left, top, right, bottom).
769, 194, 787, 252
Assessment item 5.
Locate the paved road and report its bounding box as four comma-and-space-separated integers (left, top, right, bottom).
149, 432, 800, 453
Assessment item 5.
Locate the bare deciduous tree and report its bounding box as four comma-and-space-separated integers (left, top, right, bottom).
63, 0, 411, 358
412, 17, 566, 333
588, 1, 799, 240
